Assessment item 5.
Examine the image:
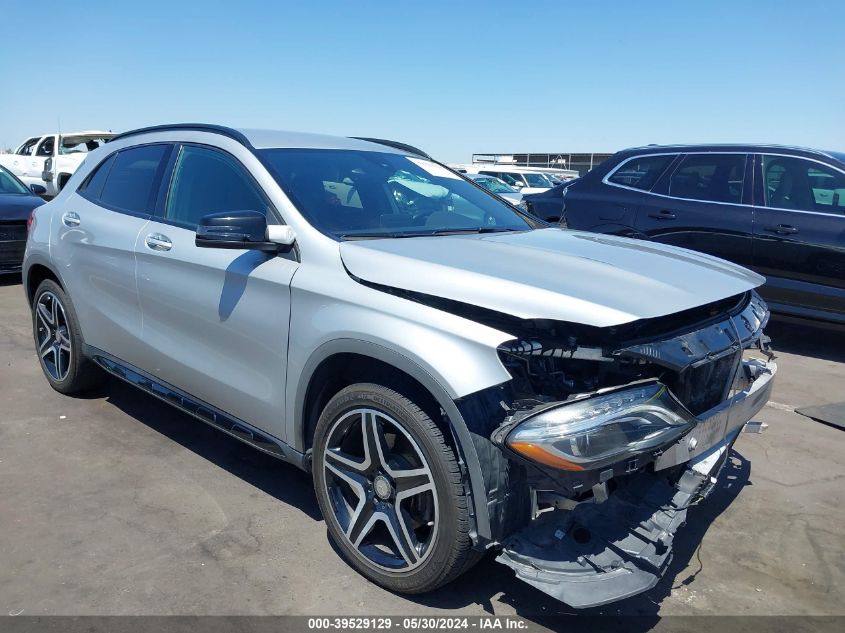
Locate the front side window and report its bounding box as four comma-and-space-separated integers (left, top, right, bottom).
97, 145, 169, 214
16, 138, 39, 156
477, 177, 517, 194
36, 137, 55, 157
607, 154, 676, 190
481, 171, 525, 188
165, 145, 270, 227
260, 150, 533, 238
524, 173, 553, 188
669, 154, 746, 203
763, 155, 845, 213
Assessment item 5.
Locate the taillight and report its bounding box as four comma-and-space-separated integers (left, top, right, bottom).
27, 208, 37, 235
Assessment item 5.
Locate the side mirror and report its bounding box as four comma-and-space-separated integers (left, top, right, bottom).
195, 210, 295, 251
30, 184, 47, 195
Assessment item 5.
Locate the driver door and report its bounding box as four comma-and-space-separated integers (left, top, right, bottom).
135, 143, 299, 440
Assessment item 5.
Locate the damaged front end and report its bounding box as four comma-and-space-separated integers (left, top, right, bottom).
484, 291, 776, 608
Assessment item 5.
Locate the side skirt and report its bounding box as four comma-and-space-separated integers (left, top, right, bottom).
91, 350, 308, 471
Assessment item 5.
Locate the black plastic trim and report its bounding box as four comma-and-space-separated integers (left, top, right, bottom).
91, 350, 308, 470
108, 124, 254, 149
350, 137, 430, 158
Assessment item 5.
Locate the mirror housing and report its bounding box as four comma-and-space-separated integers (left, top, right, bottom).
195, 210, 293, 251
30, 184, 47, 195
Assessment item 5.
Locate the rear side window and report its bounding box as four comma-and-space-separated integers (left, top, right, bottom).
79, 153, 116, 199
97, 145, 169, 214
165, 145, 270, 228
607, 154, 676, 190
669, 154, 746, 203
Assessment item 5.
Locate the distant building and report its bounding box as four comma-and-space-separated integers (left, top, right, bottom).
471, 152, 616, 177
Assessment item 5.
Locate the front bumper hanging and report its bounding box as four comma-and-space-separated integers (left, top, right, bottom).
496, 357, 776, 608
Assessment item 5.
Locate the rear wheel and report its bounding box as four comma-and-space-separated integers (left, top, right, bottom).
32, 279, 103, 394
313, 383, 479, 593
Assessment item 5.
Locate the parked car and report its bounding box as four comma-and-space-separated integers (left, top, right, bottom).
554, 144, 845, 325
452, 164, 554, 194
24, 125, 776, 608
522, 177, 580, 221
464, 173, 524, 205
0, 131, 115, 197
0, 166, 46, 273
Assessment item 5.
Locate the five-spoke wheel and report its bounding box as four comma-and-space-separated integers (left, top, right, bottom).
31, 279, 103, 394
322, 407, 438, 571
35, 290, 72, 382
313, 384, 478, 593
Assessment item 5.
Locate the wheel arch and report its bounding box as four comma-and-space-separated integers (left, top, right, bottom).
24, 257, 65, 307
293, 338, 494, 542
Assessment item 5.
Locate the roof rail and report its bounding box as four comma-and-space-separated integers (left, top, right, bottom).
351, 137, 430, 158
108, 123, 253, 147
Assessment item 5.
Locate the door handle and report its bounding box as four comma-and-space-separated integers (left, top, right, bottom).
61, 212, 81, 227
764, 224, 799, 235
648, 210, 676, 220
145, 233, 172, 251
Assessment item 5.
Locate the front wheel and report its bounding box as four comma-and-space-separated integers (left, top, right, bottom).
312, 384, 479, 594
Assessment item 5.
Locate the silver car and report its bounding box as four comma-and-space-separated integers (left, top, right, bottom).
23, 125, 776, 608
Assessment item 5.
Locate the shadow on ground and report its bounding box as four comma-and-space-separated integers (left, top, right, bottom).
766, 317, 845, 363
101, 377, 322, 521
0, 273, 23, 287
94, 375, 752, 626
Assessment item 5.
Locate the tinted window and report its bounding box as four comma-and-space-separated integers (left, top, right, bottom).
79, 153, 116, 199
260, 149, 531, 238
16, 138, 39, 156
669, 154, 746, 203
763, 155, 845, 213
0, 167, 29, 194
607, 154, 676, 190
36, 137, 55, 157
99, 145, 169, 214
165, 145, 269, 227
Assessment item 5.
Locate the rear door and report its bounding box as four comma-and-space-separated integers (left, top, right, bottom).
53, 143, 172, 364
633, 152, 754, 267
135, 143, 298, 439
569, 153, 678, 235
751, 153, 845, 319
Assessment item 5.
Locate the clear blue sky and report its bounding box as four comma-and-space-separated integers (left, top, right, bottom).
1, 1, 842, 162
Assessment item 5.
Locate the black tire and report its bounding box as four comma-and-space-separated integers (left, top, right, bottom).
31, 279, 104, 394
313, 383, 479, 594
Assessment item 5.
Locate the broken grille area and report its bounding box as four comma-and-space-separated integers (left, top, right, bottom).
670, 351, 740, 416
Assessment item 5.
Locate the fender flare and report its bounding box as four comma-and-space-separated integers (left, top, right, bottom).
22, 254, 66, 306
292, 338, 494, 542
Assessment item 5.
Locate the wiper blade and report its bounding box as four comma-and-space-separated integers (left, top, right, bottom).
339, 231, 429, 240
431, 227, 523, 235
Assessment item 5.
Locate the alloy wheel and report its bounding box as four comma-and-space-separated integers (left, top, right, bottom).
322, 408, 438, 572
35, 291, 72, 382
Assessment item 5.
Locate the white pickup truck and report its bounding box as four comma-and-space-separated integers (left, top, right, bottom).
0, 131, 115, 197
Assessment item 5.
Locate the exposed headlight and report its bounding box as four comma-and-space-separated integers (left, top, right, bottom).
506, 382, 695, 471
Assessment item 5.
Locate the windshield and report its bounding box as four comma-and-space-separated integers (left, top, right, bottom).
0, 166, 29, 194
260, 149, 533, 239
477, 177, 517, 194
524, 173, 554, 187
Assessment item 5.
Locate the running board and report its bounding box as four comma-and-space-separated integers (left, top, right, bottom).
92, 354, 307, 470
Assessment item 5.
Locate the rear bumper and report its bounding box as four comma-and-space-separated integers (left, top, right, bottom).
496, 358, 776, 608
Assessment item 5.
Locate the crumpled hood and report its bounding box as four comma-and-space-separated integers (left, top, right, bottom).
0, 194, 44, 222
340, 228, 765, 328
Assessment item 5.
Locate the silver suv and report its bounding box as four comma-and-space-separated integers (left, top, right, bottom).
23, 125, 776, 608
